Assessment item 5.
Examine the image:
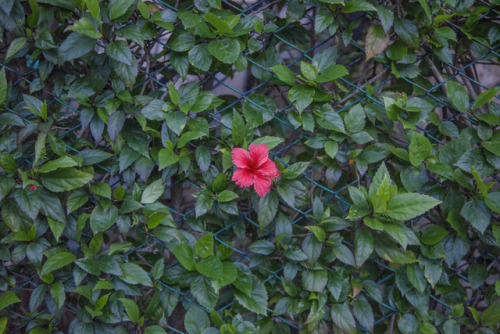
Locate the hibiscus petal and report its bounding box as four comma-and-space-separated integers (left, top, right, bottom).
253, 174, 272, 197
232, 168, 254, 188
257, 159, 280, 179
231, 148, 252, 168
249, 143, 269, 168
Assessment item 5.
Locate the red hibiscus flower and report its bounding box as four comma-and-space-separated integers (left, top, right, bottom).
231, 143, 280, 197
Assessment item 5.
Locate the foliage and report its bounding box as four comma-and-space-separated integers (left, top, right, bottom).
1, 0, 500, 333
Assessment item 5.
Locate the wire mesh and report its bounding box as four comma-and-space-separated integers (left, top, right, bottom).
1, 0, 499, 332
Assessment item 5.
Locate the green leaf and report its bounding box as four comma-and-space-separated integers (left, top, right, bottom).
345, 104, 366, 133
158, 148, 179, 170
305, 225, 326, 242
39, 156, 78, 173
51, 282, 65, 310
461, 200, 490, 234
316, 64, 348, 83
288, 84, 314, 113
481, 302, 500, 328
302, 268, 328, 292
120, 262, 153, 287
482, 140, 500, 156
447, 81, 469, 113
172, 244, 196, 270
353, 298, 374, 332
67, 190, 89, 214
195, 190, 213, 217
40, 251, 76, 277
387, 193, 442, 220
141, 179, 164, 204
258, 192, 278, 229
29, 284, 47, 312
184, 305, 210, 334
5, 37, 26, 63
41, 167, 93, 192
398, 314, 419, 334
208, 38, 240, 64
195, 256, 223, 278
195, 233, 214, 258
108, 0, 134, 20
85, 0, 100, 19
394, 18, 419, 48
342, 0, 376, 13
0, 68, 7, 106
48, 217, 65, 242
248, 240, 275, 255
330, 303, 356, 334
355, 228, 373, 267
58, 33, 96, 63
106, 40, 133, 65
375, 239, 418, 264
188, 44, 212, 71
0, 291, 21, 311
283, 161, 310, 179
406, 264, 427, 293
234, 279, 268, 315
91, 183, 111, 199
485, 192, 500, 213
472, 87, 500, 110
171, 33, 196, 53
377, 6, 394, 32
0, 153, 16, 174
409, 132, 431, 166
251, 136, 284, 150
67, 17, 102, 39
119, 298, 140, 322
271, 65, 296, 85
217, 190, 238, 202
144, 326, 167, 334
89, 205, 118, 234
332, 244, 356, 267
421, 225, 449, 245
190, 276, 218, 310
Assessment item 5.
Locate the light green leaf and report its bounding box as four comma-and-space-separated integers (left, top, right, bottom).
106, 40, 133, 65
317, 64, 348, 83
67, 17, 102, 39
41, 167, 93, 192
39, 156, 78, 173
172, 244, 196, 271
330, 303, 356, 334
195, 233, 214, 258
119, 298, 140, 322
40, 251, 76, 277
5, 37, 27, 63
0, 291, 21, 311
108, 0, 134, 20
119, 262, 153, 287
387, 193, 441, 221
472, 86, 500, 110
0, 68, 7, 106
141, 179, 164, 204
271, 65, 296, 86
447, 80, 469, 113
208, 38, 240, 64
409, 132, 431, 166
233, 279, 268, 315
158, 148, 179, 170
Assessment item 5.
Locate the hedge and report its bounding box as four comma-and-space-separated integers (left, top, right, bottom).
1, 0, 500, 333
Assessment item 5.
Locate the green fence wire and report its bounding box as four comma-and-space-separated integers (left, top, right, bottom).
1, 0, 500, 332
